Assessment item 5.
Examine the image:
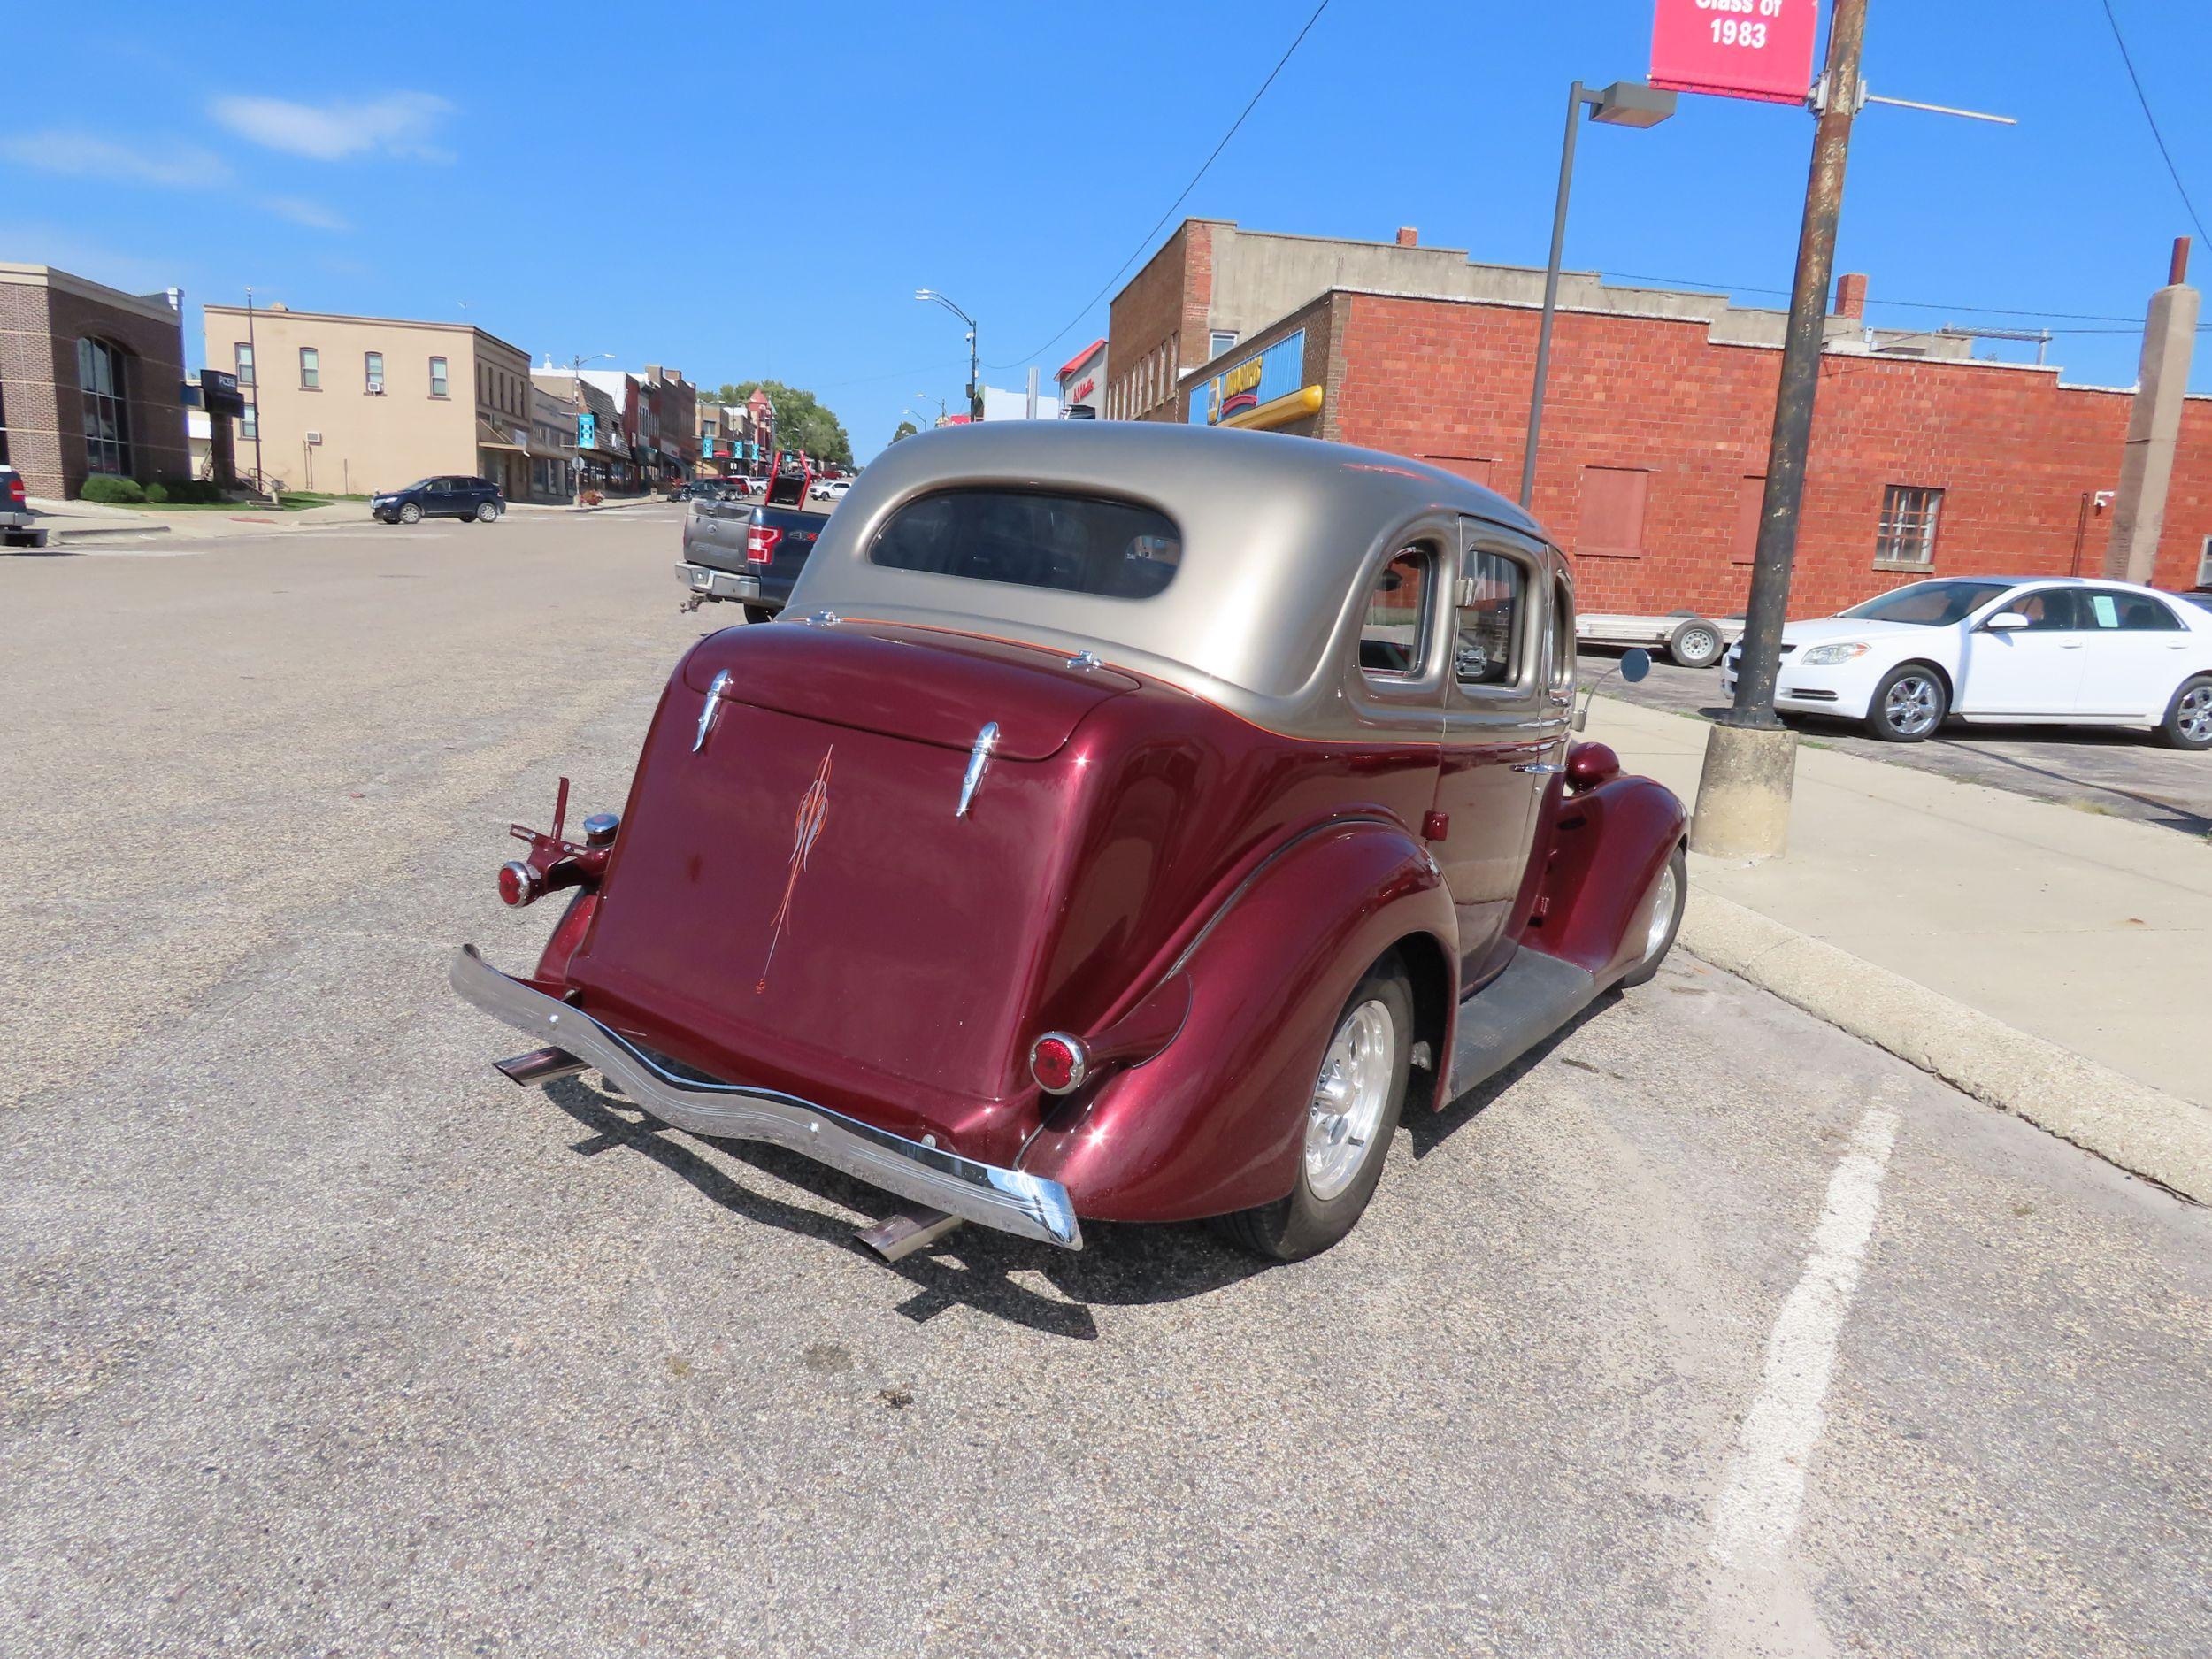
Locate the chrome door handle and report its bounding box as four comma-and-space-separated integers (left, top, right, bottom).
692, 668, 732, 753
1514, 762, 1567, 775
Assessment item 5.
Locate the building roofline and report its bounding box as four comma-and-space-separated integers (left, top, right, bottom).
201, 303, 529, 361
0, 262, 180, 325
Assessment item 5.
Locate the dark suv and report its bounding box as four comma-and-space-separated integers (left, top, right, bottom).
371, 475, 505, 525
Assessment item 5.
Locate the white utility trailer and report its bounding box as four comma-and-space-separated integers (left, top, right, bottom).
1575, 611, 1741, 670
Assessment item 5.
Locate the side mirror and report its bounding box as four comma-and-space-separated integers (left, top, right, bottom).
1620, 648, 1652, 683
1985, 611, 2029, 631
1572, 648, 1652, 732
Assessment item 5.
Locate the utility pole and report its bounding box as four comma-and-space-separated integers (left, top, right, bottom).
243, 287, 265, 497
1688, 0, 1867, 859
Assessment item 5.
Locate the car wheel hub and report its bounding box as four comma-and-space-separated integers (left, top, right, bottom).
1304, 999, 1393, 1202
1886, 676, 1939, 735
2182, 686, 2212, 742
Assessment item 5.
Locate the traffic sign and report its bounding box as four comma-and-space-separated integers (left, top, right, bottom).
1651, 0, 1819, 105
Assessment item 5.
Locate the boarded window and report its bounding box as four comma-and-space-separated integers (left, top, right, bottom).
1576, 466, 1648, 557
1734, 476, 1765, 564
1423, 455, 1494, 489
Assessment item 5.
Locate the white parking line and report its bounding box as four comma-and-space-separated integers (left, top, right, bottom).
1709, 1100, 1901, 1569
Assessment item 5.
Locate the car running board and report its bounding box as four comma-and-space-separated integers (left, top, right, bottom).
1449, 949, 1599, 1098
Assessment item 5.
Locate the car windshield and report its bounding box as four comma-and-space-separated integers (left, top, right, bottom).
398, 479, 433, 494
871, 488, 1182, 600
1839, 580, 2016, 626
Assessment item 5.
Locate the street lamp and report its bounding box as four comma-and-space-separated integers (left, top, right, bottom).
915, 289, 980, 420
1517, 79, 1676, 508
571, 352, 614, 371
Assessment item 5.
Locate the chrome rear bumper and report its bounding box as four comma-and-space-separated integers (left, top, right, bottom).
449, 946, 1081, 1250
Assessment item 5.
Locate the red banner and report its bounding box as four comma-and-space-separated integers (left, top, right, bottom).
1651, 0, 1820, 105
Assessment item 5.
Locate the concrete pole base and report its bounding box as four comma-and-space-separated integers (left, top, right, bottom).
1689, 723, 1800, 860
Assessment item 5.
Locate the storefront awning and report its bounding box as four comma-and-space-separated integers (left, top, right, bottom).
476, 419, 527, 454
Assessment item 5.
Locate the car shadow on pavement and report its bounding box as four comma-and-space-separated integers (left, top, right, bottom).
1402, 994, 1621, 1159
541, 1074, 1270, 1341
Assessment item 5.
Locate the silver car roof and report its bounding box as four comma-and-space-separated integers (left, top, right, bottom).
785, 421, 1546, 722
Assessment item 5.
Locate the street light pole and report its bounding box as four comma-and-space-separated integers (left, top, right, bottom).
1690, 0, 1869, 859
916, 290, 981, 419
243, 286, 265, 495
1518, 80, 1676, 509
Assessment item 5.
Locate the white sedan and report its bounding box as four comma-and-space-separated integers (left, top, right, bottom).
1719, 576, 2212, 749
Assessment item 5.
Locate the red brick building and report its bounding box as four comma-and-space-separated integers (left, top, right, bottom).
1108, 220, 2211, 617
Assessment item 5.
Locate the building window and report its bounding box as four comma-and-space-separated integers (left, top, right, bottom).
365, 351, 384, 394
1876, 484, 1943, 567
429, 356, 449, 398
234, 342, 255, 388
299, 347, 319, 389
240, 402, 257, 442
1575, 466, 1650, 557
77, 337, 131, 476
2198, 535, 2212, 588
1210, 330, 1240, 357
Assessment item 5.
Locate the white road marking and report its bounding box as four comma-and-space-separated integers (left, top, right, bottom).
1709, 1101, 1902, 1570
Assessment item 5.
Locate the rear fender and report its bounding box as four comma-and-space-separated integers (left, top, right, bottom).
1018, 819, 1457, 1224
1528, 776, 1686, 984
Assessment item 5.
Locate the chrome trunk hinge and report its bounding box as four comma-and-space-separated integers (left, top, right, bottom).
693, 668, 733, 753
955, 722, 1000, 818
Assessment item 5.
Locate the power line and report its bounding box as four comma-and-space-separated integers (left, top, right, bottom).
986, 0, 1333, 370
2097, 0, 2209, 246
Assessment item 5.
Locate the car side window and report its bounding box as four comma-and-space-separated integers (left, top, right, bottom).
1359, 548, 1434, 680
1455, 549, 1525, 688
2006, 589, 2078, 631
2092, 589, 2183, 631
1548, 572, 1575, 693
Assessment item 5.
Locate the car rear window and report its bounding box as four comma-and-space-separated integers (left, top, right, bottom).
869, 488, 1181, 600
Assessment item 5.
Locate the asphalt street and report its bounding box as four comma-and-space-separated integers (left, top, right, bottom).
1580, 649, 2212, 837
4, 509, 2208, 1658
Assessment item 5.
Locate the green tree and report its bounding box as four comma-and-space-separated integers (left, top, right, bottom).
889, 419, 919, 445
714, 380, 854, 468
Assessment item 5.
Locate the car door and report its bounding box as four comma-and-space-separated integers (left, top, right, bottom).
422, 477, 457, 517
1957, 587, 2089, 716
1429, 521, 1557, 989
2073, 587, 2194, 717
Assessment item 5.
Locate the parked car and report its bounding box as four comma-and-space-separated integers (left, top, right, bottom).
371, 476, 504, 524
2, 465, 43, 549
676, 501, 825, 622
453, 423, 1688, 1262
1721, 576, 2212, 748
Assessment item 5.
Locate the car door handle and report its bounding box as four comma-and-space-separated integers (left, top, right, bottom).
1514, 762, 1567, 775
2060, 641, 2085, 649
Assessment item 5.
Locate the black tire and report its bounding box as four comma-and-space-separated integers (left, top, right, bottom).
1864, 662, 1947, 742
1617, 844, 1687, 989
2159, 675, 2212, 750
1211, 955, 1413, 1262
1666, 618, 1726, 671
398, 502, 421, 525
476, 500, 500, 523
741, 603, 775, 626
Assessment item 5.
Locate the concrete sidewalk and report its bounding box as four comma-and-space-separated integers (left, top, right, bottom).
1587, 695, 2212, 1193
18, 490, 669, 547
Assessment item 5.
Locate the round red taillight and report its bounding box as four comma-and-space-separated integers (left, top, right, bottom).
1029, 1033, 1088, 1096
497, 860, 541, 907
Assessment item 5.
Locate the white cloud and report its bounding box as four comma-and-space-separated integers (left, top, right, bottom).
261, 196, 351, 232
209, 93, 453, 162
0, 131, 230, 188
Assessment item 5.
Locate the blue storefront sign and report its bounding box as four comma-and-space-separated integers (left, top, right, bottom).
577, 411, 596, 449
1188, 329, 1307, 426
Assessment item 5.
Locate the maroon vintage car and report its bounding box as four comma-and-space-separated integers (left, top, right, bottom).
453, 422, 1686, 1260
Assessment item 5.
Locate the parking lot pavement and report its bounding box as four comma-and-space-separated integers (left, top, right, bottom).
1580, 649, 2212, 836
4, 512, 2208, 1658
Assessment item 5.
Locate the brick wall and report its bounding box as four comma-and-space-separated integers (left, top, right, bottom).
1330, 292, 2208, 617
0, 278, 189, 497
1106, 220, 1217, 422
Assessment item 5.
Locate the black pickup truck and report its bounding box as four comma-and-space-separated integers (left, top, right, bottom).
676, 500, 826, 623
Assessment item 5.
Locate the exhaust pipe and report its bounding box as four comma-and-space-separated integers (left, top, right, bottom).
493, 1046, 588, 1087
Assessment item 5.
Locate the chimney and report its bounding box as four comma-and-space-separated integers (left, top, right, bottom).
1834, 272, 1868, 319
1395, 227, 1419, 248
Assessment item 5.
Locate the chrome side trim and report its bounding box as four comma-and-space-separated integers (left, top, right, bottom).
955, 721, 1000, 818
449, 945, 1082, 1251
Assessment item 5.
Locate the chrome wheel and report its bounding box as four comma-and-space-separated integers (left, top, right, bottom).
1884, 673, 1941, 737
1644, 857, 1680, 962
2180, 684, 2212, 745
1304, 999, 1394, 1202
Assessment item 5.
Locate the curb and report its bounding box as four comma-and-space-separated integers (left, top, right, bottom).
1680, 888, 2212, 1204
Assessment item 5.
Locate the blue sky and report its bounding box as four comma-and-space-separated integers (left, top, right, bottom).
8, 1, 2208, 460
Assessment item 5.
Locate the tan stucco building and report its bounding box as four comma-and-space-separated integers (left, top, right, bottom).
201, 303, 534, 498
